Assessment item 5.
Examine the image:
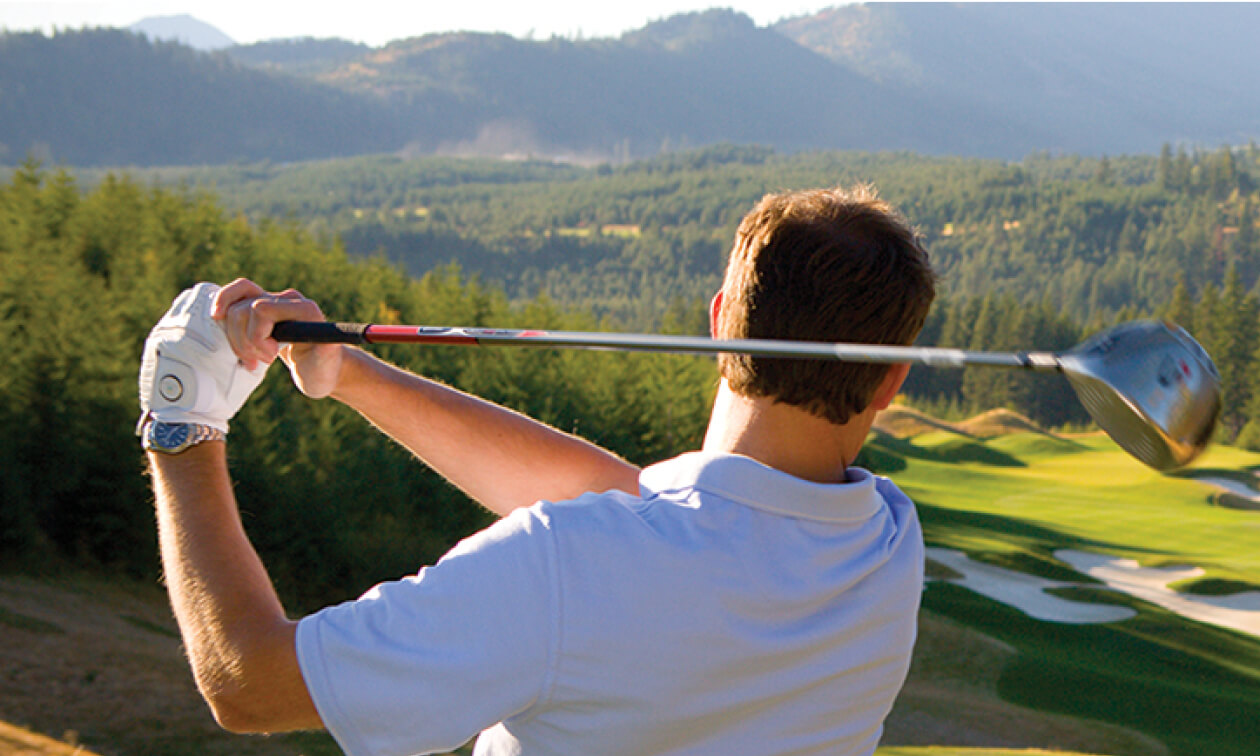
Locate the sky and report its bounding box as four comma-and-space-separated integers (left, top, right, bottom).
0, 1, 840, 46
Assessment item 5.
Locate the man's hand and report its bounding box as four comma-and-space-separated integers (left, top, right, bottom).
139, 283, 269, 433
212, 279, 343, 400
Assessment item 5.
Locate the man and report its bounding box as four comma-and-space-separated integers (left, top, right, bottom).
139, 185, 935, 755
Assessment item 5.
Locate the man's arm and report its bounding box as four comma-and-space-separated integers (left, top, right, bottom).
148, 442, 322, 734
214, 279, 640, 517
330, 346, 638, 516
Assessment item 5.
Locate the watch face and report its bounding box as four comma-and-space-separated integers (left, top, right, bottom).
151, 421, 192, 451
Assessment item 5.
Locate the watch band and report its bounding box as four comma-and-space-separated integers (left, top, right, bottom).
182, 423, 226, 447
140, 418, 226, 454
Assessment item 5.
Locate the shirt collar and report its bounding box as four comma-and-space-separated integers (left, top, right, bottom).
639, 451, 881, 523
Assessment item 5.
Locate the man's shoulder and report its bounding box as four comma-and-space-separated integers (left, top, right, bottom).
530, 487, 649, 535
454, 487, 647, 552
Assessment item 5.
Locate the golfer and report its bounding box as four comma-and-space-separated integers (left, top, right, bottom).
139, 185, 936, 755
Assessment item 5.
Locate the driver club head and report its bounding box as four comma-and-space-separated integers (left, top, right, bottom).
1057, 321, 1221, 470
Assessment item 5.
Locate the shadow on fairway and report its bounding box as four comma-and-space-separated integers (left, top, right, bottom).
1167, 467, 1259, 485
866, 431, 1026, 468
1169, 468, 1260, 511
924, 582, 1260, 756
916, 500, 1164, 582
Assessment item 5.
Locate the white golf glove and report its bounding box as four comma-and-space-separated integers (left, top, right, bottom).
138, 282, 268, 433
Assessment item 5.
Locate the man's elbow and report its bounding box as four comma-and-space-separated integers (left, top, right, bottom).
204, 678, 321, 734
206, 686, 271, 734
194, 627, 323, 734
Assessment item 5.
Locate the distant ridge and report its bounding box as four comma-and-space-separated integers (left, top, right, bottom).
775, 3, 1260, 155
229, 37, 371, 75
6, 4, 1260, 165
129, 14, 234, 51
0, 28, 402, 165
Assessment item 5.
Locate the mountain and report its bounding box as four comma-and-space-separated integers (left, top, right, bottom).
776, 3, 1260, 155
314, 10, 937, 159
0, 28, 401, 165
4, 5, 1260, 166
128, 14, 235, 51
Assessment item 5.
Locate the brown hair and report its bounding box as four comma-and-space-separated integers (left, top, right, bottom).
716, 185, 935, 424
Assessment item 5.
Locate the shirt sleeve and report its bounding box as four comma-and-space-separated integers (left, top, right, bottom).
296, 506, 561, 756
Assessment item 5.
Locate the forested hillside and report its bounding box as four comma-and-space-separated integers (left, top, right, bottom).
0, 29, 401, 165
114, 143, 1260, 329
6, 142, 1260, 605
0, 162, 713, 609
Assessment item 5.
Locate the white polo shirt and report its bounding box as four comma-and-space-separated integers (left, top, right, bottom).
296, 451, 923, 756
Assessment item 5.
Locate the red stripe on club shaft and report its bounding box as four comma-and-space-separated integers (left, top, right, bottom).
364, 325, 481, 345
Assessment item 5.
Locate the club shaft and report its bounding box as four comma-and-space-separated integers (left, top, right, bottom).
271, 321, 1062, 371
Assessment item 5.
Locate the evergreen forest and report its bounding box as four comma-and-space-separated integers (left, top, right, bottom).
4, 143, 1260, 607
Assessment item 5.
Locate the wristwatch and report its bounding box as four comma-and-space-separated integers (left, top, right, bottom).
140, 417, 226, 455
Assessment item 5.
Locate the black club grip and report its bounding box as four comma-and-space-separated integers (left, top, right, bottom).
272, 321, 371, 344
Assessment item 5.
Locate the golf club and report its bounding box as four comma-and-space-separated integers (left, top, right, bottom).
272, 319, 1221, 471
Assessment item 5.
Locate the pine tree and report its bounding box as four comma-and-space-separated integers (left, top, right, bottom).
1212, 264, 1257, 437
1163, 273, 1194, 331
1214, 146, 1237, 199
1157, 143, 1173, 191
1193, 282, 1221, 354
1094, 155, 1113, 185
1174, 147, 1193, 192
962, 296, 1014, 412
1237, 198, 1256, 273
1239, 335, 1260, 450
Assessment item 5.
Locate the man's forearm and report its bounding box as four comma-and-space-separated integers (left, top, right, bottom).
330, 347, 640, 517
149, 443, 320, 733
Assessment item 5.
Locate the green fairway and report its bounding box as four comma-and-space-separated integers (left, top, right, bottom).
877, 749, 1107, 756
890, 433, 1260, 586
873, 429, 1260, 756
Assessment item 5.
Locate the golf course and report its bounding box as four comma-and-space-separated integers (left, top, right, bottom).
870, 406, 1260, 756
3, 405, 1257, 756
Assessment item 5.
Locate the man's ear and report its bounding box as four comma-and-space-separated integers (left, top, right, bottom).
871, 363, 911, 411
709, 291, 724, 337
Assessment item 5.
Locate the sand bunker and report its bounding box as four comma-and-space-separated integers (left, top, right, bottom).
873, 405, 968, 439
874, 405, 1057, 440
928, 548, 1260, 637
1197, 476, 1260, 503
1056, 550, 1260, 637
955, 408, 1052, 438
926, 548, 1136, 624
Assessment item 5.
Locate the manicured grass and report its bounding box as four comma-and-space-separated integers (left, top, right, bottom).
877, 749, 1107, 756
985, 433, 1090, 458
880, 434, 1260, 585
874, 431, 1260, 756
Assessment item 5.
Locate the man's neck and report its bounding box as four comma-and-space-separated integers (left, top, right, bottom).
701, 381, 876, 485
